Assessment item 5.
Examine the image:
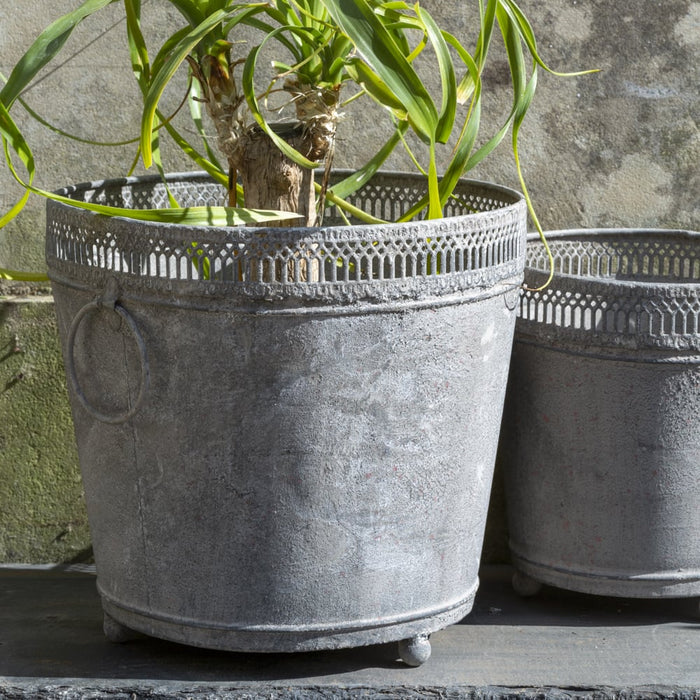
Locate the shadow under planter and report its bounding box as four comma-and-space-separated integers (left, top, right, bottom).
502, 228, 700, 602
46, 171, 526, 664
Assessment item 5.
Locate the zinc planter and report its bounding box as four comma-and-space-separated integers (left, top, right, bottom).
46, 172, 525, 664
502, 228, 700, 600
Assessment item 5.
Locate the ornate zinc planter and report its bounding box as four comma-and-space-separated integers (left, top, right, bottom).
502, 228, 700, 600
46, 171, 526, 664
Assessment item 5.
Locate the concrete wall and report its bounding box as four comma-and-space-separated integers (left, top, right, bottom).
0, 0, 698, 563
0, 295, 91, 562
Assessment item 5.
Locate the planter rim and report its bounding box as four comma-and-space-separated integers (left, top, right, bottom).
519, 227, 700, 354
50, 170, 525, 236
46, 171, 528, 306
527, 227, 699, 241
524, 227, 700, 290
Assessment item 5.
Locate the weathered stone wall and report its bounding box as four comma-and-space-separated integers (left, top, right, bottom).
492, 0, 699, 233
0, 0, 697, 563
0, 296, 89, 562
2, 0, 697, 273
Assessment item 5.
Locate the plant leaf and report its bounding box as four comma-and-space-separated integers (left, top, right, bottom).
140, 8, 230, 168
166, 0, 207, 26
416, 5, 457, 144
1, 127, 300, 227
344, 58, 407, 120
0, 0, 118, 108
317, 0, 438, 143
1, 71, 139, 147
0, 101, 35, 223
501, 0, 598, 77
125, 0, 150, 91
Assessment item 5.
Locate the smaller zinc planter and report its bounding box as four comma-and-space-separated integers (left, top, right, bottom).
502, 228, 700, 600
47, 171, 526, 664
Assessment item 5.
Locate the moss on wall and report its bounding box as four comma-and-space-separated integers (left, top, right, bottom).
0, 295, 91, 563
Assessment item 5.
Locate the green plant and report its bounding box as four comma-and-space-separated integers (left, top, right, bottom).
0, 0, 593, 281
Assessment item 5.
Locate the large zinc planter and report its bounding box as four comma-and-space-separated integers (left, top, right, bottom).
502, 228, 700, 600
46, 172, 526, 664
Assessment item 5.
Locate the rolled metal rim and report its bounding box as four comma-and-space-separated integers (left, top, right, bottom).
50, 170, 525, 236
519, 227, 700, 353
525, 227, 700, 290
45, 171, 528, 306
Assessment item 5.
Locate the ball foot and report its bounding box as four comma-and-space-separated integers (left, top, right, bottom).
512, 569, 543, 597
103, 612, 140, 643
398, 634, 431, 666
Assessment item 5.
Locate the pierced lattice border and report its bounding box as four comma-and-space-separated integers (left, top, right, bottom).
519, 230, 700, 351
46, 172, 527, 303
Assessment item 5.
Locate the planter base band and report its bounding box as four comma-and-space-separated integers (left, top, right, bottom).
99, 585, 477, 653
511, 554, 700, 599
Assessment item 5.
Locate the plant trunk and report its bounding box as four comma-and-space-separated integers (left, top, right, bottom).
234, 124, 316, 228
232, 124, 320, 282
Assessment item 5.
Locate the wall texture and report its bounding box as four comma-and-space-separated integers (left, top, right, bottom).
0, 0, 698, 563
0, 296, 89, 562
2, 0, 698, 274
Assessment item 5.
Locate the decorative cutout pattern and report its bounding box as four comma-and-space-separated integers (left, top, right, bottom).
46, 172, 526, 304
519, 230, 700, 352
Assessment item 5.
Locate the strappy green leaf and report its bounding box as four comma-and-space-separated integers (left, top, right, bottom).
0, 0, 118, 108
317, 0, 438, 143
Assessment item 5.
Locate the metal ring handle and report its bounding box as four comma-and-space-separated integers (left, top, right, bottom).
66, 300, 150, 425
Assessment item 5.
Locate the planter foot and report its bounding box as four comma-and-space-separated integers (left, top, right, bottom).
398, 634, 431, 666
103, 612, 140, 643
512, 569, 542, 597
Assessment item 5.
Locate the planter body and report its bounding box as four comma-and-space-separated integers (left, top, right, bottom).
46, 172, 526, 652
503, 229, 700, 598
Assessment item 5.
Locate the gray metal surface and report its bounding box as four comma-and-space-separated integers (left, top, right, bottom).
502, 229, 700, 598
45, 172, 526, 655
